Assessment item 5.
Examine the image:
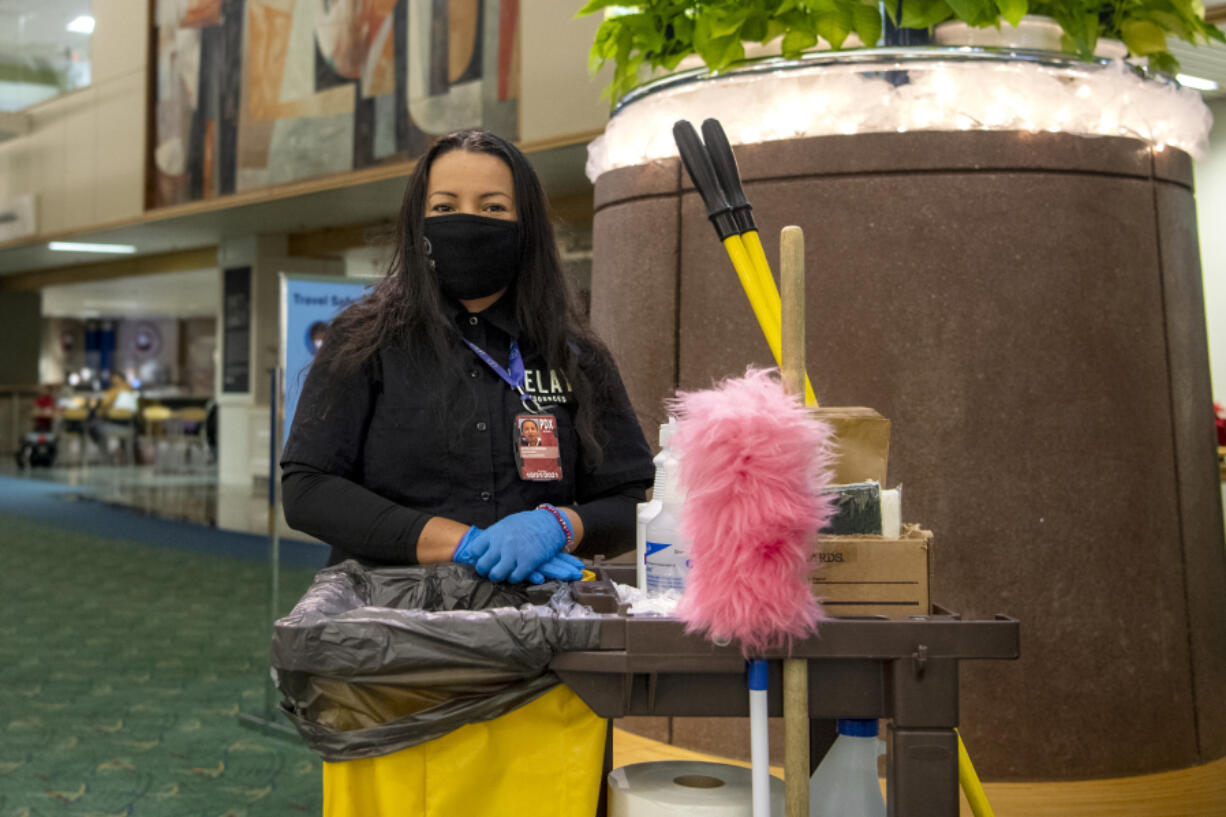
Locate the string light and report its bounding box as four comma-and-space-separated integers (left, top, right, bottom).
588, 56, 1211, 181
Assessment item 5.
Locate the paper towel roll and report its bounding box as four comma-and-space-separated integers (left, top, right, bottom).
881, 487, 902, 540
608, 761, 784, 817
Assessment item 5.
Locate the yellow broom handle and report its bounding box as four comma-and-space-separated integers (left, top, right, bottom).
742, 230, 782, 327
723, 235, 784, 370
957, 730, 996, 817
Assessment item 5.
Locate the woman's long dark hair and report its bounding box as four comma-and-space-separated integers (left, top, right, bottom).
316, 129, 612, 463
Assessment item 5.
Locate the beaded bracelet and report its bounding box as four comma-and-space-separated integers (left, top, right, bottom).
536, 503, 574, 550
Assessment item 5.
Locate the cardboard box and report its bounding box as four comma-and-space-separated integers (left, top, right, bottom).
813, 525, 932, 619
813, 407, 891, 486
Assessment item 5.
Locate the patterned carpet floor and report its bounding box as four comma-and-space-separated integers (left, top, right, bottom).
0, 511, 323, 816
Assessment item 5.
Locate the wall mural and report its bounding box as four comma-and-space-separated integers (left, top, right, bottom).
152, 0, 520, 207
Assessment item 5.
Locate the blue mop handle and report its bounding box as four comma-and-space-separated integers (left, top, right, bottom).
748, 659, 771, 817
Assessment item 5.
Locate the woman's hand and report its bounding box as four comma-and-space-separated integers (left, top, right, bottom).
455, 526, 583, 584
527, 552, 585, 585
451, 526, 484, 565
463, 509, 576, 583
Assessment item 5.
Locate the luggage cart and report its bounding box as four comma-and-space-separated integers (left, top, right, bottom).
544, 564, 1020, 817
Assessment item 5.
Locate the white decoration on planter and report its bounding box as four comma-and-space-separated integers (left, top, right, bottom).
586, 57, 1213, 181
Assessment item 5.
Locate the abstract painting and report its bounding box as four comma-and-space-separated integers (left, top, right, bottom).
152, 0, 519, 207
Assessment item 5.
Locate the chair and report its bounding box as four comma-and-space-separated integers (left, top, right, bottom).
142, 404, 173, 434
101, 408, 138, 465
59, 406, 91, 465
173, 407, 210, 466
142, 405, 176, 470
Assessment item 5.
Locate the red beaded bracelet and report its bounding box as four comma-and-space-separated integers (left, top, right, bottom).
537, 503, 574, 550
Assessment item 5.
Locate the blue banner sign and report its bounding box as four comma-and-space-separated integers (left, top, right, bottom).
282, 276, 370, 444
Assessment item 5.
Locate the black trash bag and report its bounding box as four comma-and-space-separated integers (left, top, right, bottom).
271, 561, 601, 761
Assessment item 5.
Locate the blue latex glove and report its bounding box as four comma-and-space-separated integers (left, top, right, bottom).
470, 509, 569, 583
528, 552, 586, 585
451, 526, 484, 566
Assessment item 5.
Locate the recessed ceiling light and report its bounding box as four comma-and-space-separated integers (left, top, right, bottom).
66, 15, 95, 34
1176, 74, 1220, 92
49, 241, 136, 254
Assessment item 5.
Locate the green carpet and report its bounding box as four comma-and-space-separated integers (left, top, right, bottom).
0, 513, 323, 816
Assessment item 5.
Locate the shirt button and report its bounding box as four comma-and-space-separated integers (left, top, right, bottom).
476, 421, 487, 432
468, 316, 479, 326
469, 369, 479, 378
480, 491, 492, 502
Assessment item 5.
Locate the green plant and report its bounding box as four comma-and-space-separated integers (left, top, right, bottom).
900, 0, 1225, 71
578, 0, 884, 101
577, 0, 1225, 101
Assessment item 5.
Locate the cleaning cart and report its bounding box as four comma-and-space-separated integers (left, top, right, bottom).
548, 564, 1019, 817
273, 559, 1018, 817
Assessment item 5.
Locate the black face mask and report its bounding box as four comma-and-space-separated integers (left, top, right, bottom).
423, 214, 521, 301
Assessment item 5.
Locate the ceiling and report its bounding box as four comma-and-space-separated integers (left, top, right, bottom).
1171, 3, 1225, 97
41, 266, 219, 319
0, 173, 409, 274
1170, 35, 1226, 100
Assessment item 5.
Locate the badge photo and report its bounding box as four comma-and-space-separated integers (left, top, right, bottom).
514, 413, 562, 481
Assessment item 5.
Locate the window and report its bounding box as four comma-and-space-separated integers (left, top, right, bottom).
0, 0, 92, 112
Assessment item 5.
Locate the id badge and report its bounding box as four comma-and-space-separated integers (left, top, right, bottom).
514, 413, 563, 481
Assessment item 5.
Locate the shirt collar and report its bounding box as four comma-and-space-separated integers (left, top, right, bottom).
445, 289, 520, 339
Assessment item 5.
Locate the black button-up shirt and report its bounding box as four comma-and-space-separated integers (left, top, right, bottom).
281, 294, 654, 566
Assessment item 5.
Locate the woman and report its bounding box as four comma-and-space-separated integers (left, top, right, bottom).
281, 129, 654, 585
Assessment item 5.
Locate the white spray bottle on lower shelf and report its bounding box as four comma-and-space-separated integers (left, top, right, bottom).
809, 718, 887, 817
636, 419, 676, 591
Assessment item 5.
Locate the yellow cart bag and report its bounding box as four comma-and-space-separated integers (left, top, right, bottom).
272, 563, 608, 817
322, 684, 606, 817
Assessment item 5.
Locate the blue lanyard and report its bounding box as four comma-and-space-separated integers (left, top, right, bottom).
463, 338, 523, 388
462, 338, 544, 412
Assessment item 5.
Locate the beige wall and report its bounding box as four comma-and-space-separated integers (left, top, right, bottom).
214, 234, 343, 485
0, 0, 148, 238
1197, 96, 1226, 403
519, 1, 611, 143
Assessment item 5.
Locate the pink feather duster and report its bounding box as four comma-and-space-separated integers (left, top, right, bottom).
668, 368, 836, 656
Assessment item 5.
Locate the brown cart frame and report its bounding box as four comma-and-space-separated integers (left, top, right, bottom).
546, 564, 1020, 817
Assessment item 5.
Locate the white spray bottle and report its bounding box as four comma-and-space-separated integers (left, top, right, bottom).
636, 419, 676, 591
809, 719, 887, 817
644, 453, 689, 595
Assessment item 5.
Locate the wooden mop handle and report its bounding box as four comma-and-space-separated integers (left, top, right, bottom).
780, 227, 806, 400
779, 225, 810, 817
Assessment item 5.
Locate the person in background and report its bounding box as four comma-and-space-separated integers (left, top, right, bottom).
280, 129, 653, 584
88, 373, 132, 449
205, 399, 218, 462
31, 385, 56, 433
308, 321, 329, 353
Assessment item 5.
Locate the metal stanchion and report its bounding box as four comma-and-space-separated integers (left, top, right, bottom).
238, 366, 296, 739
10, 392, 20, 457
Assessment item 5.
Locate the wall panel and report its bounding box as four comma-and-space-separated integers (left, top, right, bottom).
95, 71, 149, 224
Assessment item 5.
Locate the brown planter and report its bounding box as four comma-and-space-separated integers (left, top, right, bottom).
591, 130, 1226, 780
